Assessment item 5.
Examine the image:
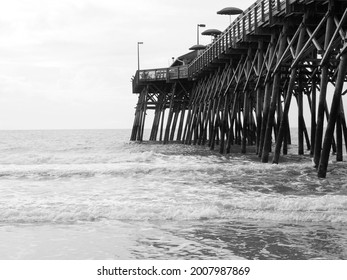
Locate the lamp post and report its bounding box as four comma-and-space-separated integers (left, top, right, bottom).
197, 24, 206, 45
137, 42, 143, 71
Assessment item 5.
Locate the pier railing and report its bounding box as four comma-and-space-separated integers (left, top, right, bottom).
188, 0, 293, 77
133, 65, 188, 92
135, 65, 188, 82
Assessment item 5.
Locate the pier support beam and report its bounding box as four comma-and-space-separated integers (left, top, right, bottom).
262, 25, 288, 163
131, 86, 148, 141
258, 34, 276, 158
318, 52, 347, 178
313, 12, 334, 167
256, 41, 264, 155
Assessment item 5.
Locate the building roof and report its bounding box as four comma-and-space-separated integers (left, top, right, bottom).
171, 50, 198, 67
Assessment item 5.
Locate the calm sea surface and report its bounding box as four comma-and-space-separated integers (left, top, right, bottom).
0, 129, 346, 259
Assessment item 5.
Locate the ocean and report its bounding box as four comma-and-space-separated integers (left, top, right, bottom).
0, 129, 346, 259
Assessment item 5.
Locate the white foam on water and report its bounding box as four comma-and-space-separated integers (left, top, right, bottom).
0, 138, 346, 225
1, 183, 346, 224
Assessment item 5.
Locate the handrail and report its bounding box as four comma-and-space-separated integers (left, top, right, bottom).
133, 65, 189, 89
188, 0, 290, 77
137, 67, 168, 82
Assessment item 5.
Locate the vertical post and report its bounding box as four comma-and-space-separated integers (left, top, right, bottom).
285, 0, 290, 14
324, 101, 337, 153
339, 100, 347, 152
258, 34, 276, 157
130, 96, 141, 141
135, 93, 144, 141
298, 77, 304, 155
176, 103, 186, 141
170, 107, 180, 141
242, 49, 252, 153
283, 114, 289, 155
318, 52, 347, 178
150, 94, 160, 141
137, 42, 143, 72
314, 13, 334, 167
159, 107, 166, 142
261, 1, 265, 22
137, 86, 149, 141
220, 93, 229, 154
164, 84, 176, 144
254, 6, 258, 32
237, 100, 242, 145
262, 25, 287, 163
197, 24, 206, 45
310, 77, 317, 156
268, 0, 273, 25
273, 21, 305, 163
336, 105, 343, 162
197, 25, 199, 45
256, 41, 264, 154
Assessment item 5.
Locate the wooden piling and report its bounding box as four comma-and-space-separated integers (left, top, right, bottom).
339, 100, 347, 153
297, 79, 304, 155
336, 104, 343, 162
313, 13, 334, 167
176, 104, 186, 141
258, 34, 276, 158
164, 83, 176, 144
318, 52, 347, 178
262, 25, 288, 163
256, 41, 264, 155
309, 79, 317, 157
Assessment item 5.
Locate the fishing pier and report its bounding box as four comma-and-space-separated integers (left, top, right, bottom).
131, 0, 347, 178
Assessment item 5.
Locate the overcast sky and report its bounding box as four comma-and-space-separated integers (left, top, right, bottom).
0, 0, 257, 130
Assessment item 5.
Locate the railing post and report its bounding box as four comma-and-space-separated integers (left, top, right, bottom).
243, 17, 246, 40
218, 37, 221, 55
228, 27, 232, 48
237, 20, 241, 41
233, 25, 236, 47
254, 5, 258, 32
136, 70, 140, 84
248, 9, 252, 33
261, 0, 265, 22
217, 40, 221, 57
224, 35, 226, 52
285, 0, 290, 14
269, 0, 273, 25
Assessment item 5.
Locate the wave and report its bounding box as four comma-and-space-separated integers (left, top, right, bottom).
1, 191, 346, 225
